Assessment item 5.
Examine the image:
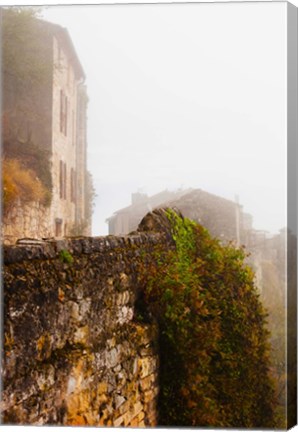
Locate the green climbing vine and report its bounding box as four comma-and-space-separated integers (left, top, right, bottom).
139, 209, 276, 428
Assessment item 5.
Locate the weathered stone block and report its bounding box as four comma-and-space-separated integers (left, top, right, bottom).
105, 347, 121, 368
67, 301, 81, 322
138, 357, 156, 379
118, 399, 130, 415
72, 326, 89, 346
114, 394, 126, 409
140, 373, 156, 391
117, 305, 134, 325
143, 387, 159, 404
113, 414, 124, 427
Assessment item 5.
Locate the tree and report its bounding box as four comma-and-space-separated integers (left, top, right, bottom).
69, 171, 96, 236
85, 170, 96, 228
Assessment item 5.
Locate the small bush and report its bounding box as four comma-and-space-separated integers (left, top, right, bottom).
3, 158, 49, 211
2, 138, 52, 199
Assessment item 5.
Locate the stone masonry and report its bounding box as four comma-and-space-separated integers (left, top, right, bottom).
2, 199, 52, 245
1, 209, 176, 426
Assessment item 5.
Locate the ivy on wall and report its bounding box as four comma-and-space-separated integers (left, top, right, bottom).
138, 209, 276, 428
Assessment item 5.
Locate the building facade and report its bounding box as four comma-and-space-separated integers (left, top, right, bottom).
49, 23, 88, 237
107, 188, 249, 244
2, 12, 90, 243
107, 187, 286, 302
107, 190, 192, 236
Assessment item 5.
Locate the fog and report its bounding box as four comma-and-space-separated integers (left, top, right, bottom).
43, 2, 287, 235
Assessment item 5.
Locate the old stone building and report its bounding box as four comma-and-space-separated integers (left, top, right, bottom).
49, 22, 89, 238
107, 187, 286, 302
107, 189, 192, 236
107, 188, 251, 245
2, 12, 90, 243
160, 189, 253, 246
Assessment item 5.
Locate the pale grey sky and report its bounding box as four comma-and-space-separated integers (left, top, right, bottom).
43, 2, 287, 235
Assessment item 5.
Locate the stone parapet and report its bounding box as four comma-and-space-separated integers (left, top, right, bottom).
2, 209, 174, 426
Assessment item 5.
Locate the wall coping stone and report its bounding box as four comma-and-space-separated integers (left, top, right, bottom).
3, 232, 165, 265
3, 209, 175, 265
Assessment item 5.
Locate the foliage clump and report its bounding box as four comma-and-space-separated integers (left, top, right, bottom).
85, 170, 97, 230
59, 249, 74, 264
140, 209, 276, 428
3, 159, 50, 212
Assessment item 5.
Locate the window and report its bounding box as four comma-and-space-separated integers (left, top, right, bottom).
59, 160, 67, 200
55, 218, 62, 237
70, 168, 76, 203
59, 160, 63, 199
60, 90, 68, 136
63, 162, 67, 199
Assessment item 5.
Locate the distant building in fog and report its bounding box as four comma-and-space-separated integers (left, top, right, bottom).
107, 188, 252, 245
158, 188, 253, 246
3, 16, 90, 243
107, 187, 286, 298
106, 189, 191, 235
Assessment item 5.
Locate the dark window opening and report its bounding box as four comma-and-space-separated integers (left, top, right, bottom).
55, 218, 63, 237
63, 162, 67, 199
59, 160, 63, 199
59, 160, 67, 200
60, 90, 68, 136
70, 168, 76, 203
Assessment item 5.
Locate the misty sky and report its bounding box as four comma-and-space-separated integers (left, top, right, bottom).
43, 2, 287, 235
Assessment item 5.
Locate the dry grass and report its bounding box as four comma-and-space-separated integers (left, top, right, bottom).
3, 158, 49, 211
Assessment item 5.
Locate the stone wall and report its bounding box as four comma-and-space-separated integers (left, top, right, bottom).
1, 211, 173, 426
2, 200, 52, 245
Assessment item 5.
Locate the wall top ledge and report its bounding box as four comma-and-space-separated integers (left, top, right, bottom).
2, 209, 175, 265
2, 233, 161, 265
